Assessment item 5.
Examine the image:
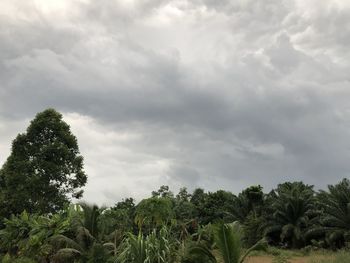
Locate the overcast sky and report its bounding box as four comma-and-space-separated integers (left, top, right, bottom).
1, 0, 350, 205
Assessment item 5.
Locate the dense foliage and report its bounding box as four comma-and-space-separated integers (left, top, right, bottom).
1, 109, 350, 262
1, 181, 350, 262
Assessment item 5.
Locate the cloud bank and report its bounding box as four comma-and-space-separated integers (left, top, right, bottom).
1, 0, 350, 205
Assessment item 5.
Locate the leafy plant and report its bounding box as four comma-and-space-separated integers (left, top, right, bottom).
117, 226, 177, 263
180, 222, 266, 263
214, 222, 267, 263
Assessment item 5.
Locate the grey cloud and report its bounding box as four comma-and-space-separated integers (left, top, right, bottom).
1, 0, 350, 204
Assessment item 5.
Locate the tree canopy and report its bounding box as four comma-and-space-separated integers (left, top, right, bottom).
0, 109, 87, 218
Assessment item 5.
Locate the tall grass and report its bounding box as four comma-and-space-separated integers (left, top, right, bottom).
308, 250, 350, 263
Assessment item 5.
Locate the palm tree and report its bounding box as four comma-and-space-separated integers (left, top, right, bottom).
265, 182, 316, 248
49, 203, 113, 262
310, 179, 350, 248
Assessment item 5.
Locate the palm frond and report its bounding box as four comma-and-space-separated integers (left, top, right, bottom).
214, 222, 241, 263
181, 242, 217, 263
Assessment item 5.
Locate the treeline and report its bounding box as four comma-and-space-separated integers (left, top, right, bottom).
1, 109, 350, 262
1, 180, 350, 262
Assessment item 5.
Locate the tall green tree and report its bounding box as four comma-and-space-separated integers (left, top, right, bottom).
0, 109, 87, 218
191, 190, 235, 225
230, 185, 266, 246
231, 185, 264, 221
134, 197, 173, 231
174, 188, 196, 222
265, 182, 316, 248
100, 198, 136, 235
152, 185, 174, 198
308, 179, 350, 248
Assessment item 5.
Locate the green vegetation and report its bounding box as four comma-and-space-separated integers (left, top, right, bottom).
308, 250, 350, 263
1, 109, 350, 262
0, 109, 87, 218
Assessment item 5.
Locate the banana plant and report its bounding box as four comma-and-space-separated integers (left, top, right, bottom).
49, 203, 114, 263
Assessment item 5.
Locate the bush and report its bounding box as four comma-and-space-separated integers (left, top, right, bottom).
1, 254, 36, 263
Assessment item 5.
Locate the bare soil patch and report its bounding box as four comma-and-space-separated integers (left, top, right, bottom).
245, 255, 332, 263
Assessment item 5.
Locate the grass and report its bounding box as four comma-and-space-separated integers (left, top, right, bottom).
307, 250, 350, 263
181, 247, 350, 263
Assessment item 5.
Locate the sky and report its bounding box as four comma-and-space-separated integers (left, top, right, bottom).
1, 0, 350, 206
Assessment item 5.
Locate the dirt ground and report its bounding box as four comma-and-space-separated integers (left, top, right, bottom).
245, 255, 329, 263
245, 256, 274, 263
